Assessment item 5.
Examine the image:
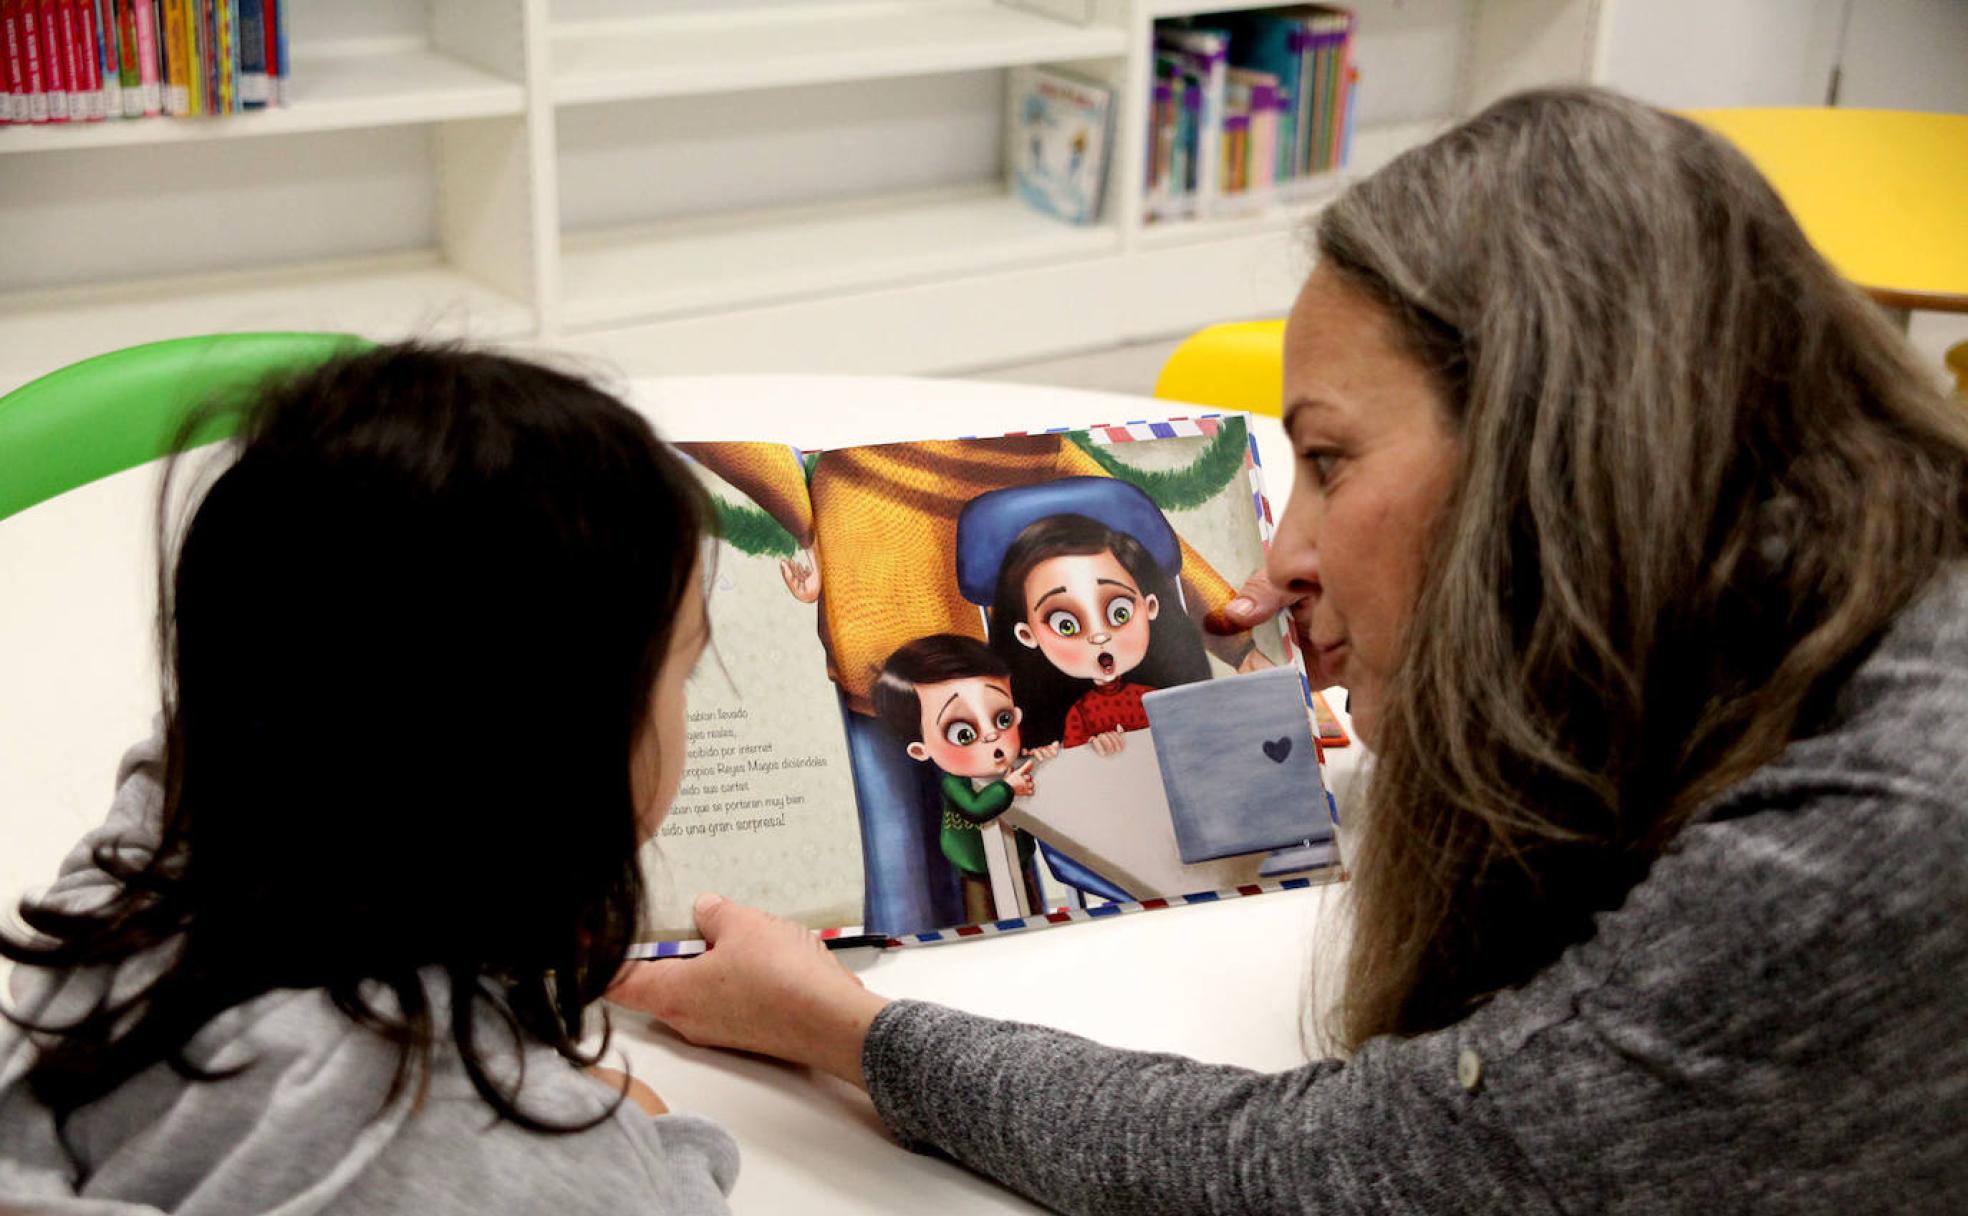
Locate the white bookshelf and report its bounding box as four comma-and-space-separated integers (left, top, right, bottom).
562, 184, 1123, 328
0, 48, 524, 153
550, 0, 1130, 104
0, 0, 1606, 392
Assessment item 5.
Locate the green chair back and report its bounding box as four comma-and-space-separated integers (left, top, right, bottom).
0, 332, 372, 522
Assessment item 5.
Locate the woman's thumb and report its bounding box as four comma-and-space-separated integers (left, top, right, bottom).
692, 892, 731, 942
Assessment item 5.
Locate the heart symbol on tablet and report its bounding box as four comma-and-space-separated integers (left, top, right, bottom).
1262, 737, 1292, 763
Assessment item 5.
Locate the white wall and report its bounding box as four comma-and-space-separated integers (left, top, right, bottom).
1599, 0, 1968, 114
1598, 0, 1847, 108
1836, 0, 1968, 112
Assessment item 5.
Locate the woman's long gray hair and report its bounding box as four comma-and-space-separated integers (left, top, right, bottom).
1319, 87, 1968, 1048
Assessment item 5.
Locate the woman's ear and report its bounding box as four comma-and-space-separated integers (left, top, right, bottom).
1144, 593, 1160, 621
906, 742, 930, 763
1013, 622, 1039, 649
1012, 706, 1024, 726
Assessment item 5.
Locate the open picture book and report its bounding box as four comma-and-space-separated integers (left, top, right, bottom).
634, 414, 1345, 954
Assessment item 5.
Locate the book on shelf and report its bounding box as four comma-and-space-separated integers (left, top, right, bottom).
1010, 65, 1113, 226
0, 0, 280, 126
34, 0, 69, 123
1154, 24, 1228, 219
634, 413, 1348, 956
234, 0, 262, 108
1149, 7, 1359, 223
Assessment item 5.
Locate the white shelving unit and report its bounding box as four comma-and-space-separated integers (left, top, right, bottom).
550, 1, 1130, 104
0, 0, 1607, 391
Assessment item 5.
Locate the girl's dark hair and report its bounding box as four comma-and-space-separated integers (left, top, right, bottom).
986, 514, 1210, 746
2, 342, 711, 1131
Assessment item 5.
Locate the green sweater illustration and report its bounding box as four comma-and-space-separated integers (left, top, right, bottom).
939, 773, 1034, 877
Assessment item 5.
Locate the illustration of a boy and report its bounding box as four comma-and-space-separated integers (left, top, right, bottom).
873, 634, 1053, 925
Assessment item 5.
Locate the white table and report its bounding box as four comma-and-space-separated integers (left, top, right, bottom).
1, 376, 1361, 1213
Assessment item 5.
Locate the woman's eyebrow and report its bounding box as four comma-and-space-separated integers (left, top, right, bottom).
1284, 397, 1340, 439
1095, 578, 1139, 595
1031, 586, 1070, 611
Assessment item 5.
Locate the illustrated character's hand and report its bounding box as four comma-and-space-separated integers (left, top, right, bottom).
1218, 566, 1340, 689
1026, 742, 1060, 764
1090, 728, 1127, 756
609, 893, 890, 1090
778, 547, 822, 603
1007, 759, 1037, 798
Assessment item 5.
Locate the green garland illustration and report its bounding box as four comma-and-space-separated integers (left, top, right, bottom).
708, 417, 1249, 558
712, 499, 801, 559
1065, 416, 1248, 512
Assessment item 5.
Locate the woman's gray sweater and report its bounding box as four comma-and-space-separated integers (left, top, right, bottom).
862, 569, 1968, 1214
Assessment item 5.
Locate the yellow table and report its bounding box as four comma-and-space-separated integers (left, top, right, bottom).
1689, 108, 1968, 317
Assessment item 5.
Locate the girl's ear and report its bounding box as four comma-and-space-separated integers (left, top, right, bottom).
1012, 706, 1024, 726
1013, 622, 1039, 649
1144, 593, 1160, 621
906, 742, 930, 763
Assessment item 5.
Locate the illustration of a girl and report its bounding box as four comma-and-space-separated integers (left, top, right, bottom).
987, 511, 1212, 756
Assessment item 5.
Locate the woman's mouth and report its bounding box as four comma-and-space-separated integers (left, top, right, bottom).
1313, 640, 1348, 684
1096, 652, 1116, 677
992, 747, 1005, 763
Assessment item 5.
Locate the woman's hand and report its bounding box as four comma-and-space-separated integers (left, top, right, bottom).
609, 894, 892, 1090
1220, 568, 1341, 690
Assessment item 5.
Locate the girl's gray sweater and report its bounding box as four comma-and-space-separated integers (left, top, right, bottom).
0, 732, 739, 1215
862, 569, 1968, 1214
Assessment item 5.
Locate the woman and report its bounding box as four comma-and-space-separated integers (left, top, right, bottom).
613, 87, 1968, 1211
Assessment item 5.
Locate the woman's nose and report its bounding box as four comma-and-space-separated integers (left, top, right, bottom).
1090, 630, 1111, 644
1268, 489, 1322, 598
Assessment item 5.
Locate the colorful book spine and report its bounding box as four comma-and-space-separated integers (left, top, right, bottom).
1247, 82, 1278, 193
1, 0, 19, 123
1222, 111, 1249, 195
133, 0, 155, 112
14, 0, 50, 123
1145, 78, 1171, 206
95, 0, 121, 117
158, 0, 183, 114
233, 0, 260, 106
63, 0, 97, 121
75, 0, 106, 120
192, 0, 211, 115
118, 0, 141, 113
268, 0, 281, 104
36, 0, 67, 120
1156, 27, 1228, 216
213, 0, 229, 112
113, 0, 139, 115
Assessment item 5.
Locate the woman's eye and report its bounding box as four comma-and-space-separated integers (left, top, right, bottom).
1047, 610, 1082, 637
994, 709, 1015, 730
1301, 449, 1341, 485
1105, 598, 1134, 627
945, 722, 978, 746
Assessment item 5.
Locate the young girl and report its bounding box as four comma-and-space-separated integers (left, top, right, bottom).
0, 345, 737, 1212
987, 512, 1211, 754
